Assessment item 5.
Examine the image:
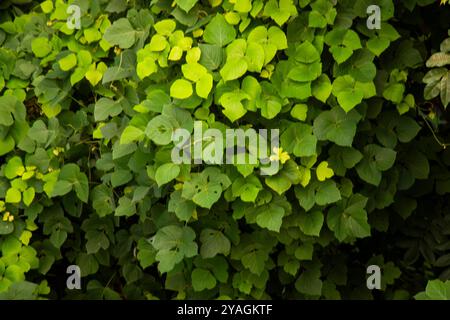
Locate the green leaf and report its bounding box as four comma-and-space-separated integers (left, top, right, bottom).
312, 74, 332, 103
103, 18, 136, 49
295, 41, 320, 63
315, 180, 341, 206
356, 144, 397, 186
151, 225, 198, 273
137, 57, 157, 79
58, 53, 77, 71
198, 44, 223, 71
175, 0, 198, 13
155, 163, 180, 187
170, 79, 193, 99
234, 0, 252, 12
120, 126, 144, 144
182, 62, 207, 82
5, 188, 21, 203
396, 116, 421, 143
325, 28, 362, 64
219, 91, 248, 122
154, 19, 176, 36
255, 203, 285, 232
440, 71, 450, 108
441, 38, 450, 53
5, 156, 24, 179
145, 115, 174, 145
134, 90, 171, 113
84, 28, 102, 43
268, 26, 288, 50
191, 268, 216, 291
40, 0, 53, 13
111, 170, 133, 187
77, 253, 99, 277
192, 184, 222, 209
51, 180, 72, 197
28, 120, 49, 144
232, 176, 262, 202
383, 83, 405, 104
337, 90, 364, 112
115, 196, 136, 216
288, 61, 322, 82
367, 37, 390, 56
85, 230, 109, 254
0, 136, 15, 156
295, 243, 313, 260
423, 280, 450, 300
295, 269, 322, 296
263, 0, 297, 26
58, 164, 89, 202
168, 191, 196, 222
290, 104, 308, 121
281, 123, 317, 157
329, 46, 353, 64
91, 185, 115, 217
245, 42, 265, 72
203, 14, 236, 47
309, 10, 327, 28
0, 221, 14, 235
343, 29, 362, 49
261, 98, 283, 120
327, 194, 371, 242
31, 37, 52, 58
196, 73, 213, 98
2, 237, 21, 256
298, 211, 324, 237
170, 47, 184, 62
220, 60, 248, 81
313, 107, 361, 147
200, 229, 231, 258
182, 168, 230, 209
265, 175, 291, 195
73, 172, 89, 203
22, 187, 35, 207
94, 98, 122, 121
105, 0, 127, 13
137, 239, 156, 269
148, 34, 168, 51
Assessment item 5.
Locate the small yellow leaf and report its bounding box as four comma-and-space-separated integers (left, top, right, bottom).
316, 161, 334, 181
193, 29, 203, 38
22, 171, 35, 180
19, 230, 32, 246
186, 47, 201, 64
209, 0, 222, 6
85, 63, 103, 86
168, 46, 183, 61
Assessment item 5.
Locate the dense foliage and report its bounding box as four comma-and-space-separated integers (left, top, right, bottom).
0, 0, 450, 300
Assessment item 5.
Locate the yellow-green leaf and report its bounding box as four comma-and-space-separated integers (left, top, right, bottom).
58, 53, 77, 71
170, 79, 193, 99
316, 161, 334, 181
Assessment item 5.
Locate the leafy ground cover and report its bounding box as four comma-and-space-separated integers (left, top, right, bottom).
0, 0, 450, 300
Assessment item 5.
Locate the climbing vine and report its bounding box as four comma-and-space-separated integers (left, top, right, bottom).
0, 0, 450, 300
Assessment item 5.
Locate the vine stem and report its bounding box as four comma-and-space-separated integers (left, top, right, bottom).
420, 113, 450, 149
102, 272, 117, 297
109, 52, 123, 91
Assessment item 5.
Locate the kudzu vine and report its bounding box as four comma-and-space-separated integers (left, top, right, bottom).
0, 0, 450, 300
